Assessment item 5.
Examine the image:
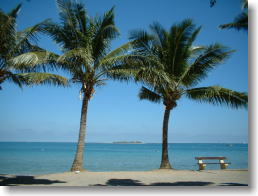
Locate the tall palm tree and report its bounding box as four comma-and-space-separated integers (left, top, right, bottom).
129, 19, 248, 169
49, 0, 135, 172
12, 0, 133, 171
0, 4, 68, 90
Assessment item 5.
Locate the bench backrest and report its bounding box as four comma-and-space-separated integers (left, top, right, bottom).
195, 157, 226, 160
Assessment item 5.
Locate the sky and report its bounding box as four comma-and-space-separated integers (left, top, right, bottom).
0, 0, 248, 143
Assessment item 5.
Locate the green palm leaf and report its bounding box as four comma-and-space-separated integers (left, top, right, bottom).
10, 50, 59, 72
18, 72, 68, 86
101, 41, 133, 62
179, 43, 234, 87
92, 7, 119, 60
219, 0, 248, 31
149, 22, 167, 47
167, 19, 197, 76
219, 12, 248, 31
138, 86, 162, 103
7, 4, 22, 18
242, 0, 248, 9
186, 86, 248, 109
57, 47, 93, 65
1, 70, 23, 89
0, 10, 16, 57
56, 0, 78, 29
15, 19, 50, 54
0, 4, 67, 90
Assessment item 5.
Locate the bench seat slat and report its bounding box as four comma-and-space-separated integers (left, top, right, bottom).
195, 157, 226, 160
197, 162, 231, 164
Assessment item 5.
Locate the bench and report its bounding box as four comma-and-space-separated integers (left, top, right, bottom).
195, 157, 231, 170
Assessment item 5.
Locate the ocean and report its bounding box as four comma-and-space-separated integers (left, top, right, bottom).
0, 142, 248, 175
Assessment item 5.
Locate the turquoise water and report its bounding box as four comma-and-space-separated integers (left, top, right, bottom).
0, 142, 248, 175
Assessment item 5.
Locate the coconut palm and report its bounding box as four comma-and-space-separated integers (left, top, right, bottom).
0, 4, 68, 90
218, 0, 248, 31
48, 0, 135, 172
129, 19, 248, 169
11, 0, 134, 171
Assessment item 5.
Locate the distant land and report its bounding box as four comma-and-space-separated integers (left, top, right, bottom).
112, 141, 143, 144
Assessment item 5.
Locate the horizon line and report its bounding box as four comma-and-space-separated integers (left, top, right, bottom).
0, 141, 248, 144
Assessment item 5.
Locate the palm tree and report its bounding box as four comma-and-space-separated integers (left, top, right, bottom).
129, 19, 248, 169
0, 4, 68, 90
218, 0, 248, 31
11, 0, 133, 171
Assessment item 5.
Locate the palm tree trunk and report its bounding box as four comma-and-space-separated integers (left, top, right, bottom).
71, 92, 89, 171
160, 106, 172, 169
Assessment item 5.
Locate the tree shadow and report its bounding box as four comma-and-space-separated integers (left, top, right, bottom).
106, 179, 144, 186
92, 178, 214, 186
0, 175, 66, 186
219, 183, 248, 186
149, 181, 214, 186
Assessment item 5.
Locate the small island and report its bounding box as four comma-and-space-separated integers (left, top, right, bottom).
112, 141, 143, 144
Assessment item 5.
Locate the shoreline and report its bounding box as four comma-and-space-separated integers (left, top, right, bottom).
0, 169, 248, 186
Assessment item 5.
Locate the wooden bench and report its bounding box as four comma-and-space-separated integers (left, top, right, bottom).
195, 157, 231, 170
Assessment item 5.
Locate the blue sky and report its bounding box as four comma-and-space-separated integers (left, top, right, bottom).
0, 0, 248, 143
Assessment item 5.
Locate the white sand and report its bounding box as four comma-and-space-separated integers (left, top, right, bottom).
0, 169, 248, 186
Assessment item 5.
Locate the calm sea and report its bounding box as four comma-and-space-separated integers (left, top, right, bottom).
0, 142, 248, 175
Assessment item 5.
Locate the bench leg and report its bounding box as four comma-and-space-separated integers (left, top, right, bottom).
220, 163, 228, 169
198, 164, 206, 170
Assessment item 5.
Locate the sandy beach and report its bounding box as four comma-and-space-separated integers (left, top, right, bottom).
0, 169, 248, 186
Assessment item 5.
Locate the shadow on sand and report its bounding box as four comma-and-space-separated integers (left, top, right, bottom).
219, 183, 248, 186
92, 178, 248, 186
0, 175, 66, 186
92, 178, 215, 186
0, 176, 248, 186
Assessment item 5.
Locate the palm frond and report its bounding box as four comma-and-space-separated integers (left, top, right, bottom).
186, 26, 202, 47
219, 12, 248, 31
15, 19, 50, 54
2, 70, 24, 89
94, 78, 107, 87
138, 86, 162, 103
73, 2, 87, 34
179, 43, 233, 87
129, 29, 155, 56
56, 0, 77, 29
0, 9, 16, 58
98, 54, 144, 72
57, 47, 93, 66
0, 4, 68, 90
43, 21, 75, 50
103, 64, 136, 82
242, 0, 248, 9
18, 72, 68, 86
101, 54, 152, 82
104, 52, 172, 88
10, 51, 59, 72
135, 65, 171, 89
186, 86, 248, 109
92, 6, 119, 60
190, 45, 206, 55
46, 0, 89, 50
149, 22, 167, 47
167, 19, 196, 76
8, 4, 22, 18
101, 41, 133, 61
